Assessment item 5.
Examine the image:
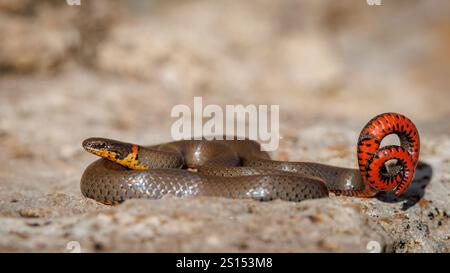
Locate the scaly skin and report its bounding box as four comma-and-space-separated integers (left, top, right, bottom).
80, 113, 420, 205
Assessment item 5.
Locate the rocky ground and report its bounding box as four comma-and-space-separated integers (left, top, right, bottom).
0, 0, 449, 252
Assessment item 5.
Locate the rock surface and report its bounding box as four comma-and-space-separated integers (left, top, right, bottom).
0, 0, 449, 252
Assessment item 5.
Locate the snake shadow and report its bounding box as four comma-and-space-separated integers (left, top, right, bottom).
375, 161, 432, 210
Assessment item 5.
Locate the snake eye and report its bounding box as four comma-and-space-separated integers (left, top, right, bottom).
97, 143, 107, 149
90, 142, 106, 150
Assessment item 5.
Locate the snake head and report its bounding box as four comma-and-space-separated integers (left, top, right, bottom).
82, 137, 148, 170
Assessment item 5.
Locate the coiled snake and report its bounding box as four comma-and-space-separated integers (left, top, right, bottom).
80, 113, 420, 204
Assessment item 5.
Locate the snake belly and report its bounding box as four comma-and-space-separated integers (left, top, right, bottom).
80, 113, 420, 204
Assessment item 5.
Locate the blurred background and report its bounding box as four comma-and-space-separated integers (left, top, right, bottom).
0, 0, 449, 170
0, 0, 449, 252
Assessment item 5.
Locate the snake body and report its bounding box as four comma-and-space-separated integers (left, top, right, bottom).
80, 113, 420, 204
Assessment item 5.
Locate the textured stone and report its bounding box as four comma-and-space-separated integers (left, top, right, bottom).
0, 0, 449, 252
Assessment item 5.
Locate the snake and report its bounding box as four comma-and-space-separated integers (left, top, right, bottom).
80, 113, 420, 205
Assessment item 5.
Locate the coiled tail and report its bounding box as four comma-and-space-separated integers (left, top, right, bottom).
357, 113, 420, 196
